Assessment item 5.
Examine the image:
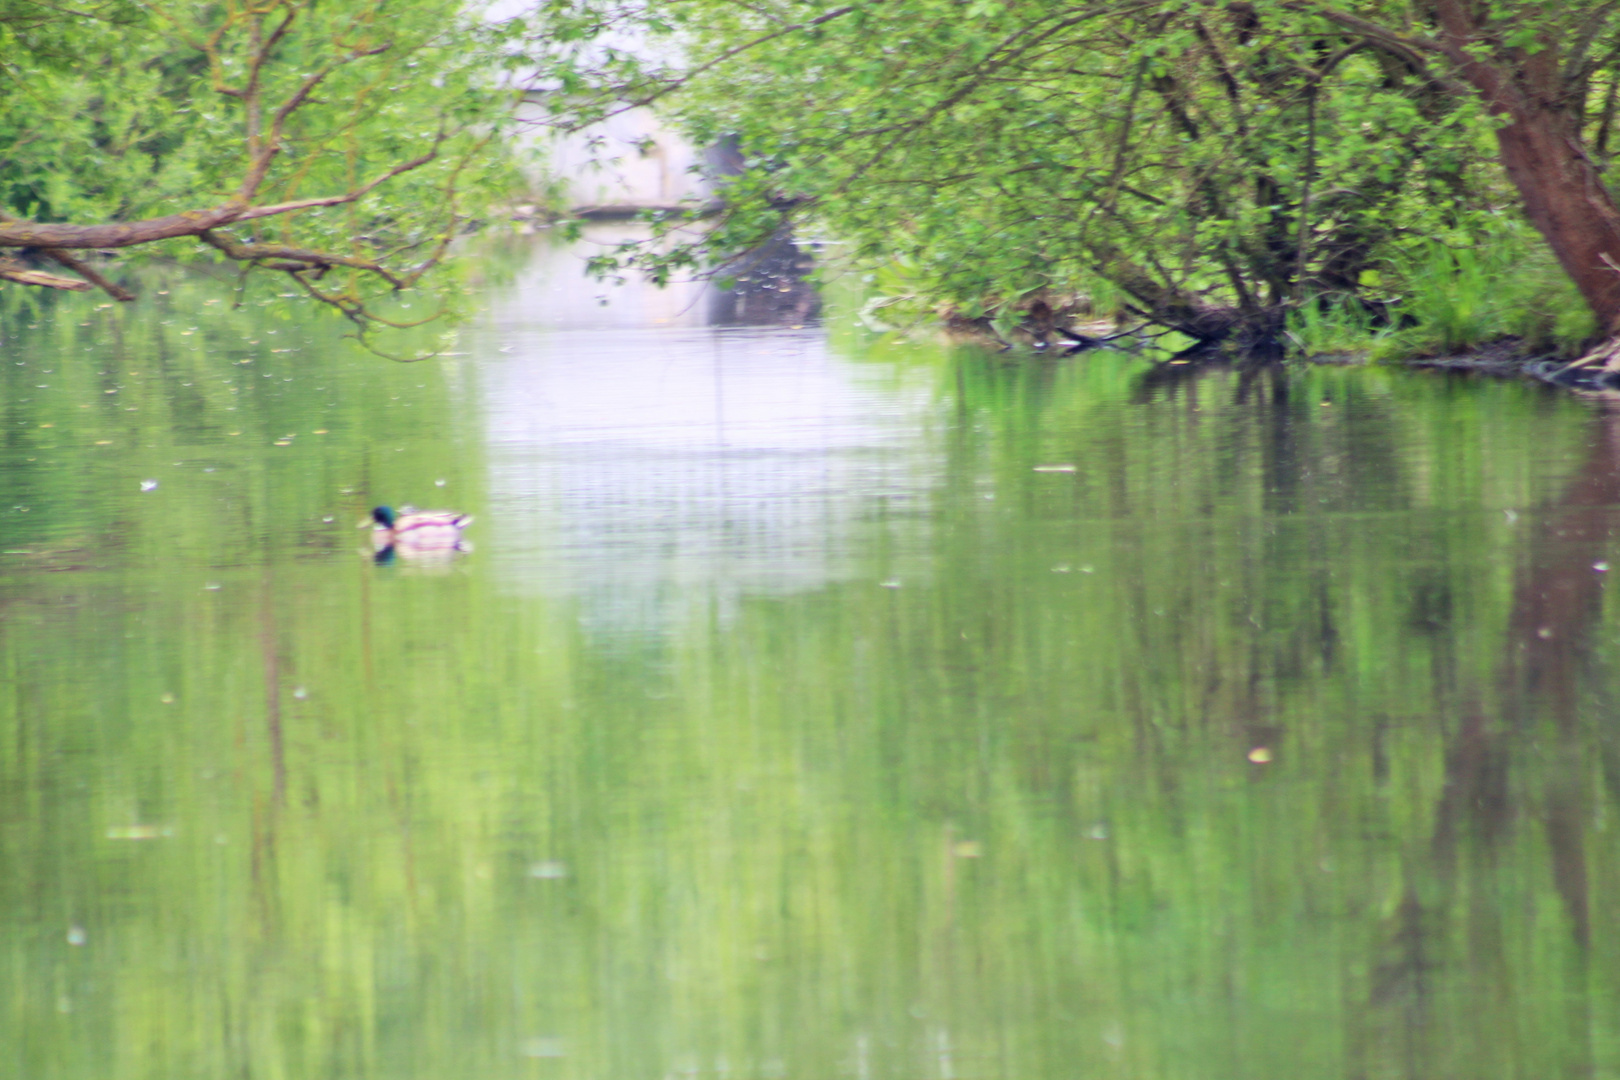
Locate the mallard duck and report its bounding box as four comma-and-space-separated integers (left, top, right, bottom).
371, 505, 472, 558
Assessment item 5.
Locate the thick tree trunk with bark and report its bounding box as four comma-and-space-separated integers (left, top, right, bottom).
1426, 0, 1620, 340
1493, 107, 1620, 338
1309, 1, 1620, 352
1429, 2, 1620, 339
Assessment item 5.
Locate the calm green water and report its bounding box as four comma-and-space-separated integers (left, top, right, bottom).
4, 237, 1620, 1079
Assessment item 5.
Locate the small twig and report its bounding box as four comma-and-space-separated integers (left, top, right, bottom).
232, 141, 443, 223
545, 4, 865, 131
0, 257, 92, 290
198, 230, 408, 288
43, 249, 136, 300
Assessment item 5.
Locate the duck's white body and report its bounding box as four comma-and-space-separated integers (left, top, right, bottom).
371, 507, 473, 555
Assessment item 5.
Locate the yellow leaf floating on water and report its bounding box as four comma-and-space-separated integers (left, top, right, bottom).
1248, 747, 1273, 764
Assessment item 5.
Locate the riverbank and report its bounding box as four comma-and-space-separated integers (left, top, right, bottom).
940, 307, 1613, 394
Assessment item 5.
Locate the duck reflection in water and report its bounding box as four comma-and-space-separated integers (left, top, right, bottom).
369, 505, 473, 565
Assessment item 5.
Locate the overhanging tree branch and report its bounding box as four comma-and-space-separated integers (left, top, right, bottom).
0, 132, 445, 301
0, 0, 493, 325
1283, 1, 1461, 91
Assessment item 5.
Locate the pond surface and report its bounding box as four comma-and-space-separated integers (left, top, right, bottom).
4, 231, 1620, 1080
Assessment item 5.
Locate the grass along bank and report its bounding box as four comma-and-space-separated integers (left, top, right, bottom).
849, 216, 1605, 386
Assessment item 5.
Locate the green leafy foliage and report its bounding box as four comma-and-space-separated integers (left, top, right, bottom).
517, 0, 1620, 355
528, 1, 1500, 340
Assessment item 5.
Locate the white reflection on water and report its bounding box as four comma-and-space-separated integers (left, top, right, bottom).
480, 229, 942, 635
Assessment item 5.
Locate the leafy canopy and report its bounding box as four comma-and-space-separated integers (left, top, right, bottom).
522, 0, 1614, 349
0, 0, 530, 350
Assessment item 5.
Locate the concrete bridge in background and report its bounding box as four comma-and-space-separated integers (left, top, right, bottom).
513, 101, 819, 326
520, 102, 714, 217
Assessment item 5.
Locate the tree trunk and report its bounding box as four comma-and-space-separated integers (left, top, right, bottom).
1490, 101, 1620, 338
1428, 0, 1620, 339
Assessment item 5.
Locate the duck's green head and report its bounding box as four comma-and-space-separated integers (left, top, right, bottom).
372, 506, 397, 527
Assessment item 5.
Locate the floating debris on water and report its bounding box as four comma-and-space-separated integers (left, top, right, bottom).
520, 1038, 566, 1058
105, 825, 172, 840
